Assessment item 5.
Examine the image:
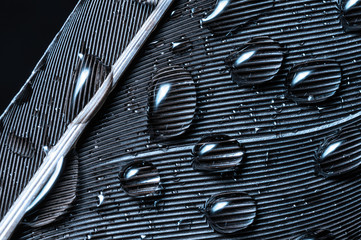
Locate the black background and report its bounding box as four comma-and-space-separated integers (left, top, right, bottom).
0, 1, 78, 113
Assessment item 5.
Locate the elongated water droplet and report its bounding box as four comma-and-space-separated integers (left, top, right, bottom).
339, 0, 361, 32
316, 126, 361, 177
192, 135, 245, 172
24, 155, 78, 227
148, 66, 196, 140
286, 60, 342, 104
226, 36, 283, 86
201, 0, 274, 34
204, 192, 257, 234
7, 132, 34, 158
119, 161, 161, 198
171, 37, 192, 53
26, 157, 65, 213
66, 53, 109, 122
294, 228, 335, 240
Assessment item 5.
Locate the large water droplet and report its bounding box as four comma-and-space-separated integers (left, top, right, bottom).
226, 36, 283, 86
201, 0, 274, 34
119, 161, 161, 198
286, 60, 342, 104
192, 135, 245, 172
339, 0, 361, 32
66, 53, 109, 122
148, 66, 196, 140
293, 228, 335, 240
316, 126, 361, 177
7, 132, 34, 158
204, 192, 257, 234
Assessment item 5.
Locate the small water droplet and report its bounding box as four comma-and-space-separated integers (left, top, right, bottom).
286, 60, 342, 104
7, 132, 34, 158
225, 36, 283, 86
294, 228, 335, 240
204, 192, 257, 234
148, 66, 196, 140
192, 135, 245, 172
339, 0, 361, 32
119, 161, 161, 198
66, 53, 109, 122
316, 126, 361, 177
171, 36, 192, 53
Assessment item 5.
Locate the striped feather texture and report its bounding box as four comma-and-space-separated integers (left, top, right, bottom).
0, 0, 361, 239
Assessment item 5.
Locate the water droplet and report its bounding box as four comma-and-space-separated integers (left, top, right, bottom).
97, 192, 104, 207
286, 60, 342, 104
15, 83, 33, 105
7, 132, 34, 158
201, 0, 231, 24
192, 135, 245, 172
294, 228, 335, 240
339, 0, 361, 32
225, 36, 283, 86
119, 161, 161, 198
26, 157, 65, 213
204, 192, 257, 234
201, 0, 274, 34
171, 36, 192, 53
148, 66, 196, 140
66, 53, 109, 122
316, 126, 361, 177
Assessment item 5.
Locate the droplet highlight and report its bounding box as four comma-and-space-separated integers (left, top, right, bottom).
339, 0, 361, 32
148, 66, 196, 140
226, 36, 283, 86
201, 0, 231, 24
171, 37, 192, 54
192, 135, 245, 172
97, 192, 104, 207
66, 53, 109, 122
316, 126, 361, 177
119, 161, 161, 198
204, 192, 257, 234
286, 60, 342, 104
